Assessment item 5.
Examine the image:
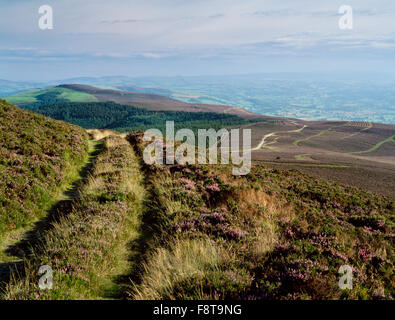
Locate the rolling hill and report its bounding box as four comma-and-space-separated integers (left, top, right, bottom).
5, 84, 259, 119
5, 86, 98, 105
30, 101, 259, 134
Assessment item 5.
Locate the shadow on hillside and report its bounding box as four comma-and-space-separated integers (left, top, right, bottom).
0, 141, 103, 290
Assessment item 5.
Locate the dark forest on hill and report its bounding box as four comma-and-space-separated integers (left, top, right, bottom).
24, 100, 259, 133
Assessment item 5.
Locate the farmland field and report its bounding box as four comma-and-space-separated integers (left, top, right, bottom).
5, 87, 98, 105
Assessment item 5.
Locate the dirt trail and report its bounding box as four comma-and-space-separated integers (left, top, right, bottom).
252, 133, 276, 151
252, 124, 308, 151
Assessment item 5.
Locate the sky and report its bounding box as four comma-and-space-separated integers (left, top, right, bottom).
0, 0, 395, 81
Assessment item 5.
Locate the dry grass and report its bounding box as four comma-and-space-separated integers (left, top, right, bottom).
124, 131, 394, 299
132, 239, 230, 300
251, 221, 278, 256
127, 158, 295, 299
231, 188, 294, 255
87, 129, 125, 141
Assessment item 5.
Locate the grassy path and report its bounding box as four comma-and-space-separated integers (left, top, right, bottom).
349, 134, 395, 155
293, 127, 332, 147
293, 123, 350, 147
1, 135, 146, 300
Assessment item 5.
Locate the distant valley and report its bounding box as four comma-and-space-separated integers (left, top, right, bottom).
3, 73, 395, 124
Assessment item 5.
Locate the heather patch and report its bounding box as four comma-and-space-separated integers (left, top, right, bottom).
0, 100, 89, 235
128, 131, 394, 300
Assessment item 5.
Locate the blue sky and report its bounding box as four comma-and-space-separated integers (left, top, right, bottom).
1, 0, 395, 81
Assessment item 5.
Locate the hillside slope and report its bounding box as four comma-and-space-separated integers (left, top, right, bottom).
6, 84, 394, 195
126, 131, 394, 300
5, 86, 98, 105
5, 85, 395, 195
0, 100, 89, 235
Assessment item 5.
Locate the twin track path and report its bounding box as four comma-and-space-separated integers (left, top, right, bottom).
1, 133, 146, 300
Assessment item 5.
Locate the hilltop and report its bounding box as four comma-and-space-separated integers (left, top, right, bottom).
5, 84, 259, 119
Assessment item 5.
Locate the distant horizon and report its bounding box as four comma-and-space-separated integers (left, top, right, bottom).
3, 70, 395, 84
